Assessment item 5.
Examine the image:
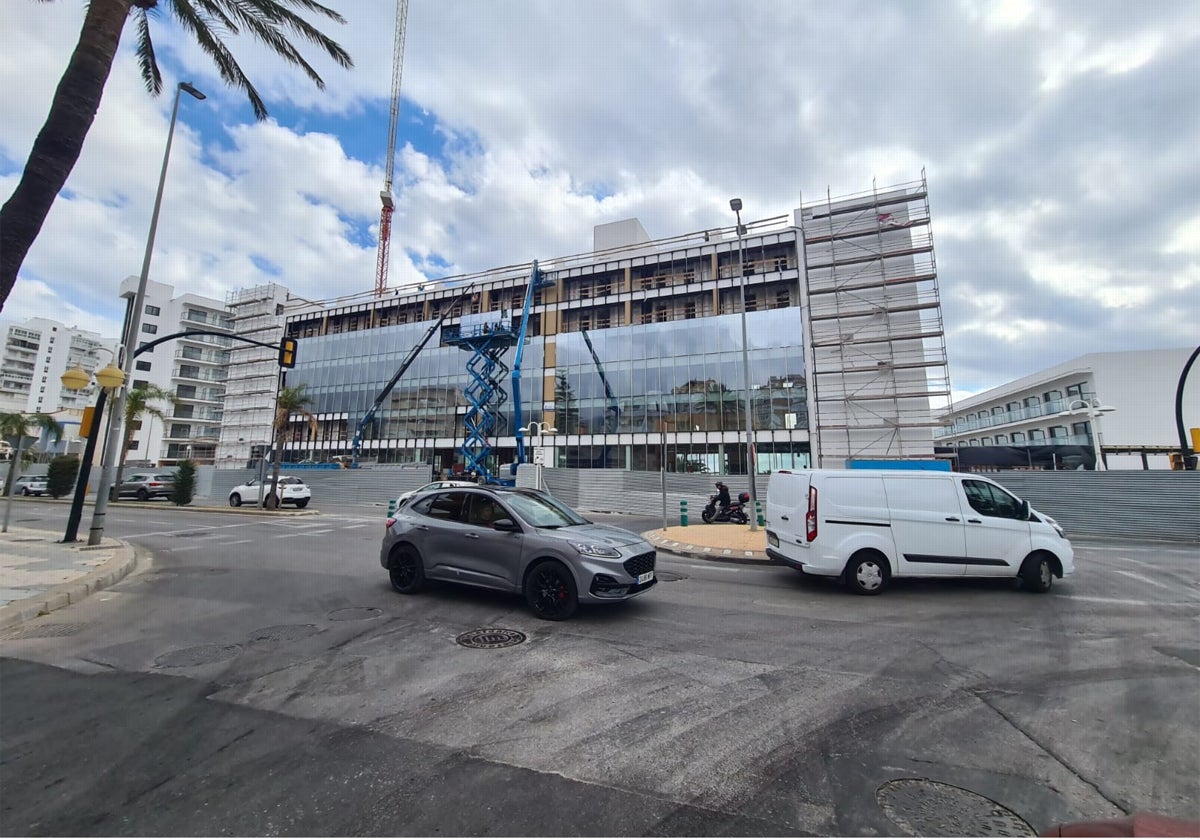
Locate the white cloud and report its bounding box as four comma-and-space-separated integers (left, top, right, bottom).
2, 0, 1198, 397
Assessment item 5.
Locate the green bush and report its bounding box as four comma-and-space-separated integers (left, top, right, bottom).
46, 455, 80, 499
170, 459, 196, 506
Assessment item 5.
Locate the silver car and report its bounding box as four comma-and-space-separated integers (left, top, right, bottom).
380, 486, 657, 620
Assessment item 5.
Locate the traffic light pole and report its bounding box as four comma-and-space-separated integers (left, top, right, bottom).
85, 331, 297, 545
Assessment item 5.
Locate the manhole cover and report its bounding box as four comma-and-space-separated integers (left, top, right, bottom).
154, 644, 242, 668
876, 779, 1035, 837
0, 622, 90, 640
456, 628, 526, 649
248, 624, 321, 643
327, 607, 382, 622
656, 570, 686, 582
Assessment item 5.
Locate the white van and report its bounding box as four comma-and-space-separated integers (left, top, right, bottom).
764, 469, 1074, 595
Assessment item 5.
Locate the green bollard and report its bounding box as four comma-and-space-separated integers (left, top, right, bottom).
679, 500, 688, 527
387, 498, 397, 518
755, 500, 765, 526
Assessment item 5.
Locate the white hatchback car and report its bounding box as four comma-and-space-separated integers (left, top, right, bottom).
394, 479, 478, 509
229, 476, 311, 508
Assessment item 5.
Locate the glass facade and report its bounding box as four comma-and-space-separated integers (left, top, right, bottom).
286, 309, 809, 475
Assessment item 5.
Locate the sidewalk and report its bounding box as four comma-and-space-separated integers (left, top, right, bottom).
642, 523, 773, 565
0, 526, 138, 631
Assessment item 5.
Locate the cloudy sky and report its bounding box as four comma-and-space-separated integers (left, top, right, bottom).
1, 0, 1197, 399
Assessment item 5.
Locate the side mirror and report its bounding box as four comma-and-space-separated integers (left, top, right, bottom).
1020, 499, 1030, 521
491, 518, 519, 532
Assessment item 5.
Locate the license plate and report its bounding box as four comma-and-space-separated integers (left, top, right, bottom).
637, 571, 655, 584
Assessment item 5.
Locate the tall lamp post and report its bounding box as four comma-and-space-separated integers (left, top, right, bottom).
60, 351, 125, 543
1058, 398, 1116, 470
730, 198, 758, 530
89, 81, 205, 546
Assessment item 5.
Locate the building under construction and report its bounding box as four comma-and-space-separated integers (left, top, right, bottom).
276, 174, 949, 475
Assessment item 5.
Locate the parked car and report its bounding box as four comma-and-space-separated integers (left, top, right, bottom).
394, 479, 478, 509
117, 472, 177, 501
381, 486, 657, 620
11, 475, 48, 496
764, 468, 1074, 595
229, 476, 311, 508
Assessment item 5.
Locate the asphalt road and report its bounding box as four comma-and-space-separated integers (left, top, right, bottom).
1, 498, 1197, 836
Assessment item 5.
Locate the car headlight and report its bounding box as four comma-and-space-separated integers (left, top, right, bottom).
568, 541, 622, 559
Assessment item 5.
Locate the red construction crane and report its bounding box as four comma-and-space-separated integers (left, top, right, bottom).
375, 0, 410, 297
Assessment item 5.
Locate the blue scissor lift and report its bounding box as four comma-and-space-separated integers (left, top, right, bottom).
442, 261, 553, 484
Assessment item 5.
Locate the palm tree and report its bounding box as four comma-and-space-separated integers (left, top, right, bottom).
112, 383, 176, 499
1, 0, 353, 310
1, 412, 62, 532
267, 384, 317, 509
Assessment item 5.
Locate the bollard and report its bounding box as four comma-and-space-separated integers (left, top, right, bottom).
679, 500, 688, 527
755, 500, 765, 526
387, 498, 397, 518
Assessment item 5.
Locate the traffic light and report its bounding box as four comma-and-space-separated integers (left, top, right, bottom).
278, 337, 298, 368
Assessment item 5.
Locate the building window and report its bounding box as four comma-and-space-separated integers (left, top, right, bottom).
1048, 426, 1068, 439
1023, 396, 1040, 408
1028, 429, 1045, 441
132, 379, 149, 389
128, 440, 140, 451
1011, 432, 1025, 443
981, 437, 993, 445
996, 434, 1009, 444
142, 323, 157, 334
145, 304, 161, 316
135, 360, 152, 371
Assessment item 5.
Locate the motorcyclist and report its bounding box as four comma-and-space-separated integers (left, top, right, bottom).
715, 481, 731, 513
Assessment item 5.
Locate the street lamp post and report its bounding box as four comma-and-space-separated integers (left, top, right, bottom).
730, 198, 758, 531
60, 351, 125, 543
520, 422, 557, 491
1058, 398, 1116, 470
88, 81, 205, 546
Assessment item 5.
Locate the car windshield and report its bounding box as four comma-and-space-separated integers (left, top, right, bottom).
504, 492, 589, 528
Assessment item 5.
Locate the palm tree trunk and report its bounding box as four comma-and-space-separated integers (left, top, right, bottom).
1, 0, 133, 310
269, 430, 284, 510
112, 429, 133, 501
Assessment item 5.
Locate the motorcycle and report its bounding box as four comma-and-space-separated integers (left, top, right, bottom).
701, 491, 750, 524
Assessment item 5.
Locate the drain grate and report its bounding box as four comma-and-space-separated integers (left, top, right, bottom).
248, 624, 321, 643
154, 643, 242, 668
456, 628, 526, 649
327, 607, 382, 622
876, 779, 1035, 837
0, 622, 90, 640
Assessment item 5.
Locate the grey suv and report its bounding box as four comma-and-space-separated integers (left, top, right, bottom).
380, 486, 656, 620
117, 472, 176, 501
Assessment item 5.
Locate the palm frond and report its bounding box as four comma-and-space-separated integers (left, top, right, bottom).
170, 0, 269, 119
134, 8, 164, 96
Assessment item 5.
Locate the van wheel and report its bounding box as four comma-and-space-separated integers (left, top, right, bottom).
1020, 553, 1054, 593
845, 551, 889, 596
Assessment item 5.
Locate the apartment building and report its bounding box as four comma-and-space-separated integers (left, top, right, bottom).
936, 348, 1199, 470
0, 318, 117, 423
269, 175, 948, 474
118, 277, 233, 466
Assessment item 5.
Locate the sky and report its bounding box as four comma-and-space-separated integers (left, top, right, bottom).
1, 0, 1197, 401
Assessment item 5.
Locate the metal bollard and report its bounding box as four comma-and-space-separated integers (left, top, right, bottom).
679, 500, 688, 527
755, 500, 765, 526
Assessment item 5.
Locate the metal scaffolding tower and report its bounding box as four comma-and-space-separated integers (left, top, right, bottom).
799, 170, 951, 466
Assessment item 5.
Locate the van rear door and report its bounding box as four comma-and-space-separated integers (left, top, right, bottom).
881, 475, 967, 577
765, 471, 810, 550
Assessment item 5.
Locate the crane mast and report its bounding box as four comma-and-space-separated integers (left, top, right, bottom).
375, 0, 410, 297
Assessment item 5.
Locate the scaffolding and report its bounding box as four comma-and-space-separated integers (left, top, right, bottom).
799, 170, 951, 466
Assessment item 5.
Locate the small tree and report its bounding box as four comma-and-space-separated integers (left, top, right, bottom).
46, 455, 80, 499
170, 460, 196, 507
112, 384, 176, 500
268, 385, 317, 509
1, 412, 62, 497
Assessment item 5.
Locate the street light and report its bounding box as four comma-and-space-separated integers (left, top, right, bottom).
1058, 398, 1116, 470
88, 80, 205, 546
521, 422, 557, 491
60, 350, 125, 542
730, 198, 758, 531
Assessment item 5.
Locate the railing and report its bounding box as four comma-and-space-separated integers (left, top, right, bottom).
937, 394, 1098, 438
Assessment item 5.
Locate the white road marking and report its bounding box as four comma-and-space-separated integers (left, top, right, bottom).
1112, 568, 1185, 592
1056, 594, 1199, 607
676, 563, 742, 573
340, 523, 371, 530
122, 522, 259, 539
223, 539, 254, 546
276, 529, 334, 538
